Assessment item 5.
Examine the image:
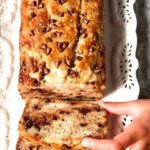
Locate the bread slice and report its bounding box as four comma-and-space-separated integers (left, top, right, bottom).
18, 98, 107, 147
16, 137, 90, 150
16, 137, 51, 150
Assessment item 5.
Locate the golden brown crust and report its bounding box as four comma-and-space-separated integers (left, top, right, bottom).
19, 0, 105, 100
18, 98, 107, 147
17, 136, 90, 150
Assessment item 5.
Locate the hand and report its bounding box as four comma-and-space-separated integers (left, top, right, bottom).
82, 100, 150, 150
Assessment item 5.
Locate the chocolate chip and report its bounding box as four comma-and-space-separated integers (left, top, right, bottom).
45, 47, 52, 55
33, 1, 37, 6
46, 37, 53, 42
88, 47, 95, 53
58, 12, 64, 17
92, 32, 99, 41
95, 107, 101, 112
91, 40, 98, 46
59, 111, 70, 114
91, 64, 102, 74
37, 0, 42, 6
78, 108, 92, 115
39, 71, 44, 80
81, 32, 87, 38
81, 12, 87, 17
59, 0, 67, 5
39, 62, 46, 69
65, 56, 74, 68
52, 115, 58, 120
43, 27, 51, 33
32, 61, 38, 72
67, 8, 75, 16
68, 69, 79, 78
36, 0, 44, 8
29, 12, 36, 20
29, 30, 35, 36
76, 56, 83, 61
83, 18, 89, 24
98, 123, 104, 128
25, 118, 33, 129
49, 19, 57, 24
34, 124, 41, 131
80, 28, 87, 38
39, 22, 44, 27
34, 105, 41, 110
80, 123, 87, 127
62, 144, 72, 150
41, 43, 47, 50
55, 60, 62, 68
57, 42, 69, 53
38, 3, 44, 8
44, 68, 50, 75
53, 31, 62, 38
92, 32, 99, 46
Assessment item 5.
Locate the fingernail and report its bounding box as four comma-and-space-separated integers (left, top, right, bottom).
82, 139, 90, 147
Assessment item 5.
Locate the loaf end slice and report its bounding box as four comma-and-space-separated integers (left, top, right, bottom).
18, 98, 107, 147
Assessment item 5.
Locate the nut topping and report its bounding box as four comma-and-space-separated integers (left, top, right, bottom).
57, 42, 69, 53
59, 0, 67, 5
65, 56, 74, 68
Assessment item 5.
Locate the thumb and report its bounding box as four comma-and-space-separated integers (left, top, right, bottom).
97, 100, 138, 116
82, 138, 121, 150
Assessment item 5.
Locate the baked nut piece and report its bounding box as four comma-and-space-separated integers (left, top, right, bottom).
19, 0, 105, 100
18, 98, 107, 147
16, 137, 90, 150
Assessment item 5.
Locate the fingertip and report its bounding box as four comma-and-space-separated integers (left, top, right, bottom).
82, 138, 94, 147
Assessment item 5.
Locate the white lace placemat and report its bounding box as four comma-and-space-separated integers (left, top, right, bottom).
0, 0, 139, 149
